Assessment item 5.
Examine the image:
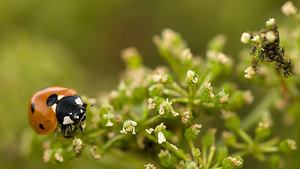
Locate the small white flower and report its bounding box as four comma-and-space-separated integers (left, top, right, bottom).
146, 128, 154, 134
147, 98, 156, 110
251, 35, 260, 43
217, 52, 230, 64
157, 132, 166, 144
121, 47, 139, 61
266, 31, 276, 43
90, 146, 102, 159
120, 120, 137, 135
181, 48, 193, 60
241, 32, 251, 44
219, 96, 229, 103
159, 104, 165, 115
229, 156, 243, 166
243, 90, 254, 104
72, 138, 83, 153
287, 139, 297, 150
171, 110, 179, 116
43, 149, 52, 163
181, 111, 191, 124
144, 163, 156, 169
106, 120, 114, 127
282, 1, 297, 16
54, 149, 64, 162
152, 74, 162, 83
187, 70, 195, 78
187, 70, 198, 84
266, 18, 276, 27
244, 66, 255, 79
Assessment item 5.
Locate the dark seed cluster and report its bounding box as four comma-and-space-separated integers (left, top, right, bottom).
248, 21, 295, 78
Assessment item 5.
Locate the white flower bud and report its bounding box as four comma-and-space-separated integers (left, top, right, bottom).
120, 120, 137, 135
282, 1, 297, 16
158, 132, 166, 144
266, 31, 276, 43
266, 18, 276, 28
241, 32, 251, 44
244, 66, 255, 79
251, 35, 260, 43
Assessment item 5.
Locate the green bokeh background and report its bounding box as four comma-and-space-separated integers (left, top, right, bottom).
0, 0, 291, 168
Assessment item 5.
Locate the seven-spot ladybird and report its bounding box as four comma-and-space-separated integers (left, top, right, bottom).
28, 87, 87, 138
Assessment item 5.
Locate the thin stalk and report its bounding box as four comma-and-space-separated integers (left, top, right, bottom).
172, 82, 188, 96
235, 128, 253, 145
144, 114, 162, 126
260, 146, 279, 153
88, 129, 107, 139
206, 145, 216, 169
187, 139, 197, 161
241, 88, 279, 131
144, 133, 190, 161
101, 134, 127, 154
170, 97, 189, 104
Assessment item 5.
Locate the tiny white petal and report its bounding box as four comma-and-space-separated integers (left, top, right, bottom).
158, 132, 166, 144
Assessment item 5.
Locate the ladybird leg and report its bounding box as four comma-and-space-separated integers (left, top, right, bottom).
62, 125, 71, 138
79, 124, 85, 135
68, 124, 73, 133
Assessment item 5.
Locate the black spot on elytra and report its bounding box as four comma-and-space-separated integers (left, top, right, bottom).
47, 94, 58, 106
31, 103, 35, 114
39, 124, 45, 130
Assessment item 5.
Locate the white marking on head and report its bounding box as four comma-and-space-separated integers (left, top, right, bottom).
75, 116, 79, 119
63, 116, 74, 125
75, 97, 83, 105
57, 95, 64, 100
80, 109, 83, 113
52, 104, 57, 112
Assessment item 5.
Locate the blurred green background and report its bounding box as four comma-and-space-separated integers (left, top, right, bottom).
0, 0, 291, 168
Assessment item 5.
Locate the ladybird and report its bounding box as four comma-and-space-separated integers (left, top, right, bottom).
28, 87, 87, 138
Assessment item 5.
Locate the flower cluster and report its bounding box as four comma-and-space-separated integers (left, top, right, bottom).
241, 18, 295, 78
24, 3, 300, 168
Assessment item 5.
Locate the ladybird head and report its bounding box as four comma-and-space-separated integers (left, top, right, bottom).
55, 95, 87, 126
71, 106, 86, 123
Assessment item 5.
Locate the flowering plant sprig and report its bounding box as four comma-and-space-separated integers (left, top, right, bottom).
23, 3, 300, 168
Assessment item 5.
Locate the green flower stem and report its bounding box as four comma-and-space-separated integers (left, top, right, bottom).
232, 150, 249, 157
100, 134, 127, 154
110, 149, 147, 167
199, 72, 213, 89
211, 162, 221, 169
202, 146, 207, 166
144, 133, 190, 161
172, 82, 188, 97
128, 110, 140, 122
163, 88, 182, 97
188, 87, 196, 109
87, 129, 107, 139
235, 128, 253, 145
259, 137, 279, 147
187, 139, 197, 161
241, 88, 279, 131
141, 107, 149, 121
144, 114, 162, 126
260, 146, 279, 153
231, 143, 247, 149
206, 145, 216, 169
170, 97, 188, 104
159, 49, 185, 79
